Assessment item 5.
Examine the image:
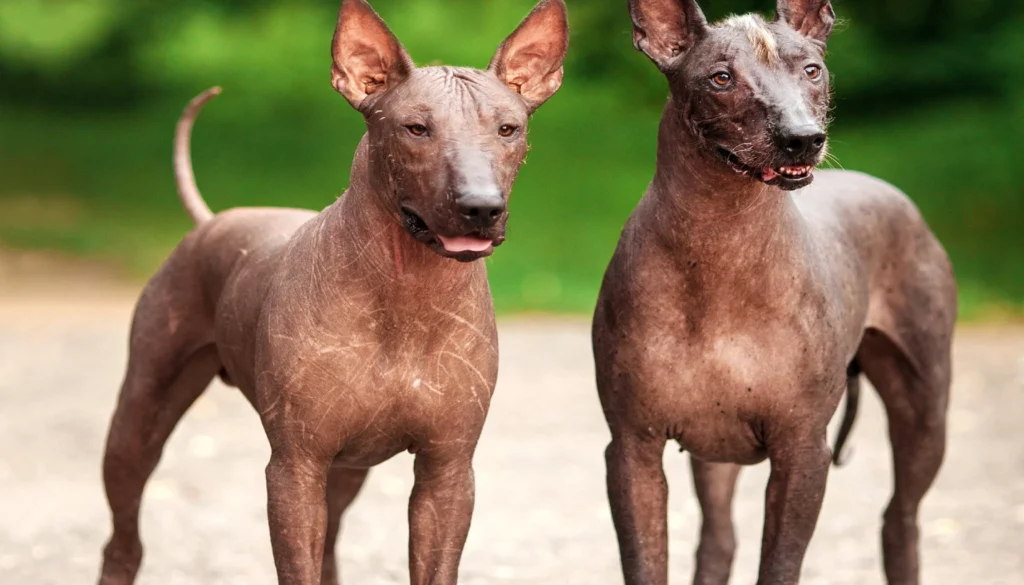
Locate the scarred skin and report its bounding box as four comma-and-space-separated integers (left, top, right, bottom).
95, 1, 569, 584
593, 1, 956, 584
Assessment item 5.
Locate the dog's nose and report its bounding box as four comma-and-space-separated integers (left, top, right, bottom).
777, 127, 826, 158
456, 191, 506, 227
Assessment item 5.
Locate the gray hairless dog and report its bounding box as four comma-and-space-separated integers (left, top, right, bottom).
96, 1, 568, 584
592, 1, 956, 584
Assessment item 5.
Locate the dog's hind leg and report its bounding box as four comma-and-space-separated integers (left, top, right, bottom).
320, 464, 370, 585
690, 458, 742, 585
97, 282, 219, 585
856, 325, 951, 585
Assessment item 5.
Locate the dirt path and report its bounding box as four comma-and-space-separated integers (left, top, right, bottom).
1, 289, 1022, 584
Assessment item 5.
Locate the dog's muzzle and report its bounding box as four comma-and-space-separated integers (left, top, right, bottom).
716, 146, 822, 191
400, 207, 505, 262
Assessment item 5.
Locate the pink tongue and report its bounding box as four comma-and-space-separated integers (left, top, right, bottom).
762, 168, 779, 181
437, 235, 492, 253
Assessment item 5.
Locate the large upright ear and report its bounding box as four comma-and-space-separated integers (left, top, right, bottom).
488, 0, 570, 113
331, 0, 414, 111
628, 0, 708, 71
776, 0, 835, 43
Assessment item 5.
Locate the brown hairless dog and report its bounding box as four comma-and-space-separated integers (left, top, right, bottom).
592, 1, 956, 584
96, 1, 568, 584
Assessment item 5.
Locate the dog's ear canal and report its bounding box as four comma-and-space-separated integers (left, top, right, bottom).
331, 0, 414, 111
776, 0, 835, 43
488, 0, 570, 113
629, 0, 708, 71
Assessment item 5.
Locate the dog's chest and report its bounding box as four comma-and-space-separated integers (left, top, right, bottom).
255, 311, 499, 464
629, 326, 829, 464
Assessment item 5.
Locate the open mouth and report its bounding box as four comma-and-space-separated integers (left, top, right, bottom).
401, 207, 502, 262
717, 147, 816, 190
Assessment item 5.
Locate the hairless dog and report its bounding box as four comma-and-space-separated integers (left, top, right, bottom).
593, 1, 956, 584
96, 1, 568, 584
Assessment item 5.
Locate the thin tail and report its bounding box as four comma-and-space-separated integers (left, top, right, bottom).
832, 360, 861, 467
174, 87, 222, 224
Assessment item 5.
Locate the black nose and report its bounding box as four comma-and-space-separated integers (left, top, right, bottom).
777, 128, 826, 158
456, 192, 506, 227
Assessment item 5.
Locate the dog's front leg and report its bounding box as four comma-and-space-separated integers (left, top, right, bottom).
407, 451, 475, 585
606, 435, 669, 585
266, 450, 332, 585
756, 430, 832, 585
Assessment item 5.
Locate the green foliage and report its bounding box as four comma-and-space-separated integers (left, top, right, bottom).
1, 0, 1022, 319
0, 0, 123, 66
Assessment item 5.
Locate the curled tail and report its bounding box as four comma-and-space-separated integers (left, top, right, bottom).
832, 360, 861, 467
174, 87, 221, 224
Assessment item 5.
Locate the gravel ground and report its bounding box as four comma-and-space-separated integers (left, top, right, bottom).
1, 289, 1022, 585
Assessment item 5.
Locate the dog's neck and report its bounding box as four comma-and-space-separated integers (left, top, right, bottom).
317, 137, 485, 300
643, 98, 811, 297
646, 100, 806, 278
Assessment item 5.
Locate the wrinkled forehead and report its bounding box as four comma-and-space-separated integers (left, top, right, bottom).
380, 66, 528, 123
697, 14, 823, 69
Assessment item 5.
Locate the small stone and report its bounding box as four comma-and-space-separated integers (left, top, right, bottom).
147, 479, 177, 501
493, 565, 516, 579
188, 434, 218, 459
926, 517, 960, 538
377, 473, 406, 497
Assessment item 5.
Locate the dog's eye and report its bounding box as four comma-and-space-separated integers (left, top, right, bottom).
711, 72, 732, 88
498, 124, 518, 138
804, 65, 822, 80
406, 124, 428, 137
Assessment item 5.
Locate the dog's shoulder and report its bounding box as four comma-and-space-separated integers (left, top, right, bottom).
808, 169, 905, 198
195, 207, 318, 250
797, 169, 923, 222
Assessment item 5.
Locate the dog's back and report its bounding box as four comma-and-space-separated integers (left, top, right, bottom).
190, 207, 317, 309
795, 169, 956, 340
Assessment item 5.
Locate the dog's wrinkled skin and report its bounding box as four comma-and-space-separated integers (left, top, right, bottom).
592, 1, 956, 584
96, 2, 568, 584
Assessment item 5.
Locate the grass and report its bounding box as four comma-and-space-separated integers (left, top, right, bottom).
1, 80, 1022, 320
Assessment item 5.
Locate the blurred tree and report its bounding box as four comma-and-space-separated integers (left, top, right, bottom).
0, 0, 1020, 316
3, 0, 1022, 113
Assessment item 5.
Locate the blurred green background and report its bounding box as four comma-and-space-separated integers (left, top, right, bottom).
0, 0, 1021, 318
